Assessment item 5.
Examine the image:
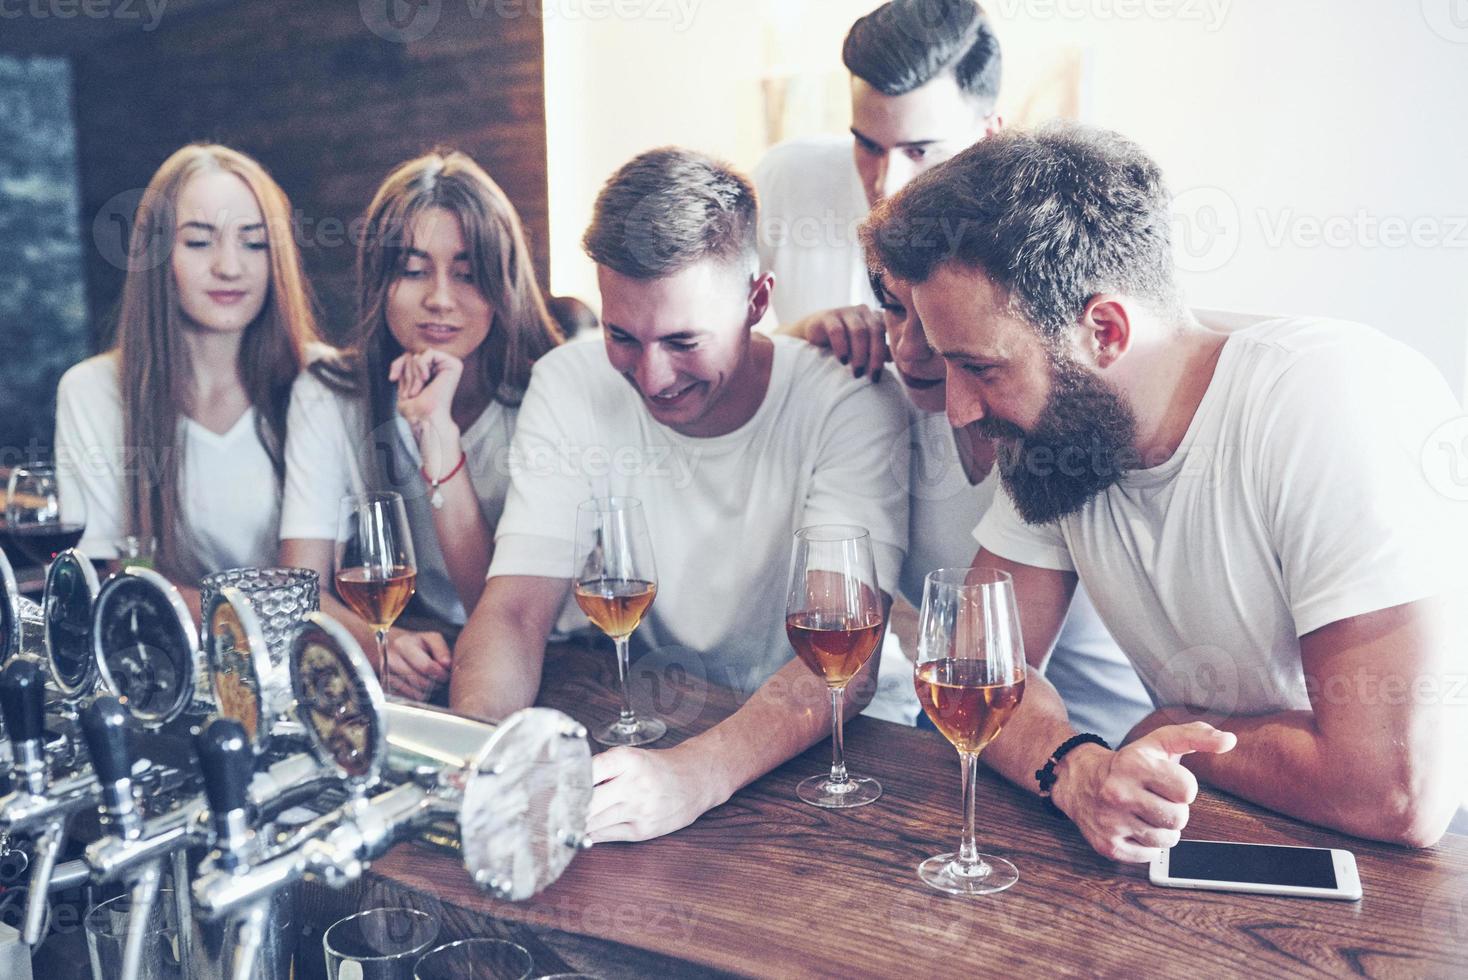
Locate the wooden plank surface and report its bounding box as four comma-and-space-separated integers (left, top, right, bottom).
356, 644, 1468, 978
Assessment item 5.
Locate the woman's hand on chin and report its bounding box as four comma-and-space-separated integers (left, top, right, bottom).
391, 348, 464, 450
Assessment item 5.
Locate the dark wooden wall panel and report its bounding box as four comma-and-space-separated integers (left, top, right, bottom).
71, 0, 549, 346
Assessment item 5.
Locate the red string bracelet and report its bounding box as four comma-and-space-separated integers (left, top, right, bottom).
422, 450, 467, 510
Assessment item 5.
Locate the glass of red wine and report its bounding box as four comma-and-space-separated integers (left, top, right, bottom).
913, 567, 1028, 895
786, 524, 885, 808
6, 464, 87, 569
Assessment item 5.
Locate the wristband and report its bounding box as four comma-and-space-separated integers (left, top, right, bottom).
421, 450, 467, 510
1035, 732, 1109, 819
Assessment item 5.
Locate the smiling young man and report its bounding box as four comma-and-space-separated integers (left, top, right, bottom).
864, 122, 1468, 857
450, 148, 911, 842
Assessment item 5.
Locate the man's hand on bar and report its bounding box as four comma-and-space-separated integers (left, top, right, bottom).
586, 742, 730, 843
1051, 721, 1238, 863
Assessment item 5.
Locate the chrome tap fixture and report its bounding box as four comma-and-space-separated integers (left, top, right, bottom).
0, 658, 98, 945
0, 562, 197, 954
193, 612, 593, 938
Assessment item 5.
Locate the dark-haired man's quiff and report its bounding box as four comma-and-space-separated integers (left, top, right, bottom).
842, 0, 1001, 110
861, 122, 1182, 342
583, 147, 759, 281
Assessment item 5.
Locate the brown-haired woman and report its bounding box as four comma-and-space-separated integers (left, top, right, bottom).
279, 149, 561, 701
55, 143, 321, 612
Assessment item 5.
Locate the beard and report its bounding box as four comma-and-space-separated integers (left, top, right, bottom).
973, 352, 1138, 525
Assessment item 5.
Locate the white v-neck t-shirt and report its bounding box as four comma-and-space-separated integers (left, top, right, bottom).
54, 353, 281, 572
976, 317, 1468, 715
279, 367, 516, 626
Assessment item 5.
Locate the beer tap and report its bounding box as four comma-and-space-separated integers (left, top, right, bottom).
77, 693, 179, 980
194, 703, 594, 920
193, 611, 593, 932
84, 582, 340, 892
0, 659, 98, 946
190, 717, 279, 980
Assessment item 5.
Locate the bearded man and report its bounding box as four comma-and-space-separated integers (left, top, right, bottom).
863, 122, 1467, 858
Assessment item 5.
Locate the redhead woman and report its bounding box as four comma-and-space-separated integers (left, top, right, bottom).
55, 143, 320, 613
279, 150, 561, 700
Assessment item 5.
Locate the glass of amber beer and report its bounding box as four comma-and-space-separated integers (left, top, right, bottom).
914, 567, 1027, 894
573, 496, 665, 746
786, 524, 885, 808
335, 492, 417, 695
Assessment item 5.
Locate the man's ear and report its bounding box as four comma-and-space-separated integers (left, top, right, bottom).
746, 272, 775, 328
1079, 295, 1131, 368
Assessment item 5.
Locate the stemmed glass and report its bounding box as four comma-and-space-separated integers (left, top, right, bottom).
573, 496, 664, 746
335, 492, 417, 693
785, 524, 885, 808
913, 567, 1028, 895
6, 464, 87, 567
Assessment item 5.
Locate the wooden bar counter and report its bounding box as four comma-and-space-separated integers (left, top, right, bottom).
302, 644, 1468, 978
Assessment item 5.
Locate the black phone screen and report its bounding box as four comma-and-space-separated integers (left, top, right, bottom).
1168, 840, 1338, 888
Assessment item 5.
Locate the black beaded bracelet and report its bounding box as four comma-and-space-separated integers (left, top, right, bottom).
1035, 732, 1110, 818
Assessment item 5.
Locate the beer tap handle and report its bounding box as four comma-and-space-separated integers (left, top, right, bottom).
198, 718, 251, 817
80, 696, 131, 786
80, 696, 138, 833
195, 718, 253, 871
0, 661, 45, 749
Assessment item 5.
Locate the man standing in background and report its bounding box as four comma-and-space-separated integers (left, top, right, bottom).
754, 0, 1152, 744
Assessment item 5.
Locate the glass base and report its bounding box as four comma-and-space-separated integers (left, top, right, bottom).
917, 852, 1018, 895
593, 716, 666, 747
797, 773, 881, 809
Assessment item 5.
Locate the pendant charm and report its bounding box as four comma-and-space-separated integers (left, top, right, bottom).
431, 488, 445, 510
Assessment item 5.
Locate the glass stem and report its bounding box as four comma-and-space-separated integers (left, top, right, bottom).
957, 750, 981, 871
375, 628, 389, 696
615, 634, 636, 729
828, 687, 849, 786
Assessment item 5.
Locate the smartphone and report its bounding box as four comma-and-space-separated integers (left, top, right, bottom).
1150, 839, 1362, 901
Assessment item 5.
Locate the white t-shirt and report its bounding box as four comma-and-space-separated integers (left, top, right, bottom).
488, 337, 911, 697
976, 317, 1468, 715
902, 402, 1153, 745
279, 365, 516, 626
754, 135, 876, 328
756, 135, 1148, 741
54, 353, 280, 572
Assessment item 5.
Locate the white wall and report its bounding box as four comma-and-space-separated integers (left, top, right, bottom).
544, 0, 1468, 398
996, 0, 1468, 400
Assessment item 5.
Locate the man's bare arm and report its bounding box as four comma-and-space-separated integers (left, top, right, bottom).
1135, 596, 1465, 847
583, 596, 890, 843
970, 550, 1238, 863
449, 574, 568, 723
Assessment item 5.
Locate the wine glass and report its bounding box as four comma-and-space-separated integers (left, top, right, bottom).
785, 524, 885, 808
6, 464, 87, 568
335, 492, 417, 693
572, 496, 664, 746
913, 566, 1028, 895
